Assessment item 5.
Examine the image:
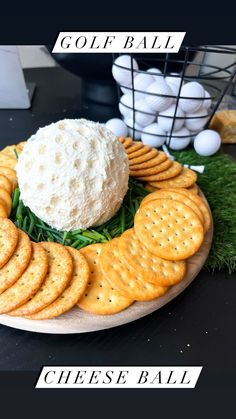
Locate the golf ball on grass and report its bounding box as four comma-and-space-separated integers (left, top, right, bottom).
145, 80, 173, 112
166, 127, 191, 150
112, 55, 139, 85
105, 118, 128, 137
158, 104, 185, 132
194, 129, 221, 156
179, 81, 205, 113
141, 123, 166, 147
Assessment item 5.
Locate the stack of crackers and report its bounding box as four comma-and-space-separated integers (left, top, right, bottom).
119, 136, 198, 193
0, 137, 210, 319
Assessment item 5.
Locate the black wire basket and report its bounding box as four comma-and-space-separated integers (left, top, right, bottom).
112, 46, 236, 149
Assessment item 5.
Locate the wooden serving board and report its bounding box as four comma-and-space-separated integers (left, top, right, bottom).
0, 194, 213, 334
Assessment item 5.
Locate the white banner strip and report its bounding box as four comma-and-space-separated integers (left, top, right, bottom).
52, 32, 185, 53
36, 366, 202, 388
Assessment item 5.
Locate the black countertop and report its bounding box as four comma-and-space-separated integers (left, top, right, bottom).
0, 68, 235, 417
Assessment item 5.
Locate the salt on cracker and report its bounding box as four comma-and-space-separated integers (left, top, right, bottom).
129, 149, 158, 166
0, 230, 32, 294
131, 159, 173, 178
78, 243, 133, 315
140, 190, 204, 224
9, 242, 73, 316
0, 188, 12, 216
118, 229, 186, 287
149, 167, 197, 188
128, 145, 151, 160
126, 142, 143, 154
0, 174, 12, 194
0, 204, 7, 218
100, 237, 168, 301
26, 247, 90, 320
0, 167, 17, 190
134, 198, 204, 261
130, 151, 167, 170
0, 243, 48, 314
137, 161, 182, 182
0, 153, 17, 170
0, 217, 18, 268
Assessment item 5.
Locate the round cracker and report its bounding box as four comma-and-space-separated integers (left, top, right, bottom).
0, 204, 7, 218
100, 238, 168, 301
0, 153, 17, 169
0, 230, 32, 294
140, 190, 204, 224
0, 174, 12, 194
187, 184, 199, 195
15, 141, 26, 152
128, 145, 152, 160
118, 229, 186, 287
129, 149, 159, 165
118, 136, 126, 144
26, 247, 90, 320
126, 142, 143, 154
137, 161, 182, 182
1, 145, 17, 159
130, 152, 167, 170
9, 242, 73, 316
0, 167, 17, 190
145, 184, 159, 192
131, 159, 173, 179
149, 167, 197, 188
0, 188, 12, 216
0, 217, 18, 268
0, 243, 48, 314
78, 244, 133, 315
134, 198, 204, 260
123, 138, 133, 148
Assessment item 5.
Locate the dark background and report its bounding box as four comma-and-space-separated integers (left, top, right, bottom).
0, 5, 236, 417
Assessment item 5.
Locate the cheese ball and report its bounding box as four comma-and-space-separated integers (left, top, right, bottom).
16, 119, 129, 231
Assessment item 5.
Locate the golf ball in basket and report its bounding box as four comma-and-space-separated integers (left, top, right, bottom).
132, 73, 154, 99
185, 108, 209, 131
141, 123, 166, 147
194, 129, 221, 156
147, 67, 164, 81
105, 118, 128, 137
203, 90, 212, 110
134, 100, 156, 126
112, 55, 139, 86
125, 118, 143, 140
179, 81, 205, 113
119, 94, 136, 118
166, 127, 191, 150
158, 104, 185, 132
145, 80, 173, 112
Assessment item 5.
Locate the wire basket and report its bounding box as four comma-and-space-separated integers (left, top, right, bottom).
113, 46, 236, 149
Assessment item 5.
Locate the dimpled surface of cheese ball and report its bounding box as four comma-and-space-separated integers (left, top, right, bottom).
16, 119, 129, 231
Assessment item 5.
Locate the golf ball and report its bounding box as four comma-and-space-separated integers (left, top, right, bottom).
158, 104, 185, 132
105, 118, 128, 137
185, 108, 209, 131
141, 123, 166, 147
194, 129, 221, 156
179, 81, 205, 113
125, 118, 143, 140
134, 100, 156, 126
145, 80, 173, 112
166, 127, 191, 150
112, 55, 139, 86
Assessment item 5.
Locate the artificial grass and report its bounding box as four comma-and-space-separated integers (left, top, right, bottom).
173, 149, 236, 273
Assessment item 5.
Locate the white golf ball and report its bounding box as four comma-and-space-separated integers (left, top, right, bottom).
166, 127, 191, 150
112, 55, 139, 86
146, 67, 164, 81
119, 93, 136, 118
141, 123, 166, 148
105, 118, 128, 137
134, 100, 156, 126
125, 118, 143, 140
132, 73, 154, 99
145, 80, 173, 112
203, 90, 212, 110
158, 104, 185, 132
185, 108, 209, 131
194, 129, 221, 156
179, 81, 205, 113
120, 82, 132, 95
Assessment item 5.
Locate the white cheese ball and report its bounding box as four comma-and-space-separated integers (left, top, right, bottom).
17, 119, 129, 231
179, 81, 205, 113
194, 129, 221, 156
185, 108, 209, 131
145, 80, 173, 112
158, 104, 185, 132
141, 123, 166, 147
105, 118, 128, 137
112, 55, 139, 86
